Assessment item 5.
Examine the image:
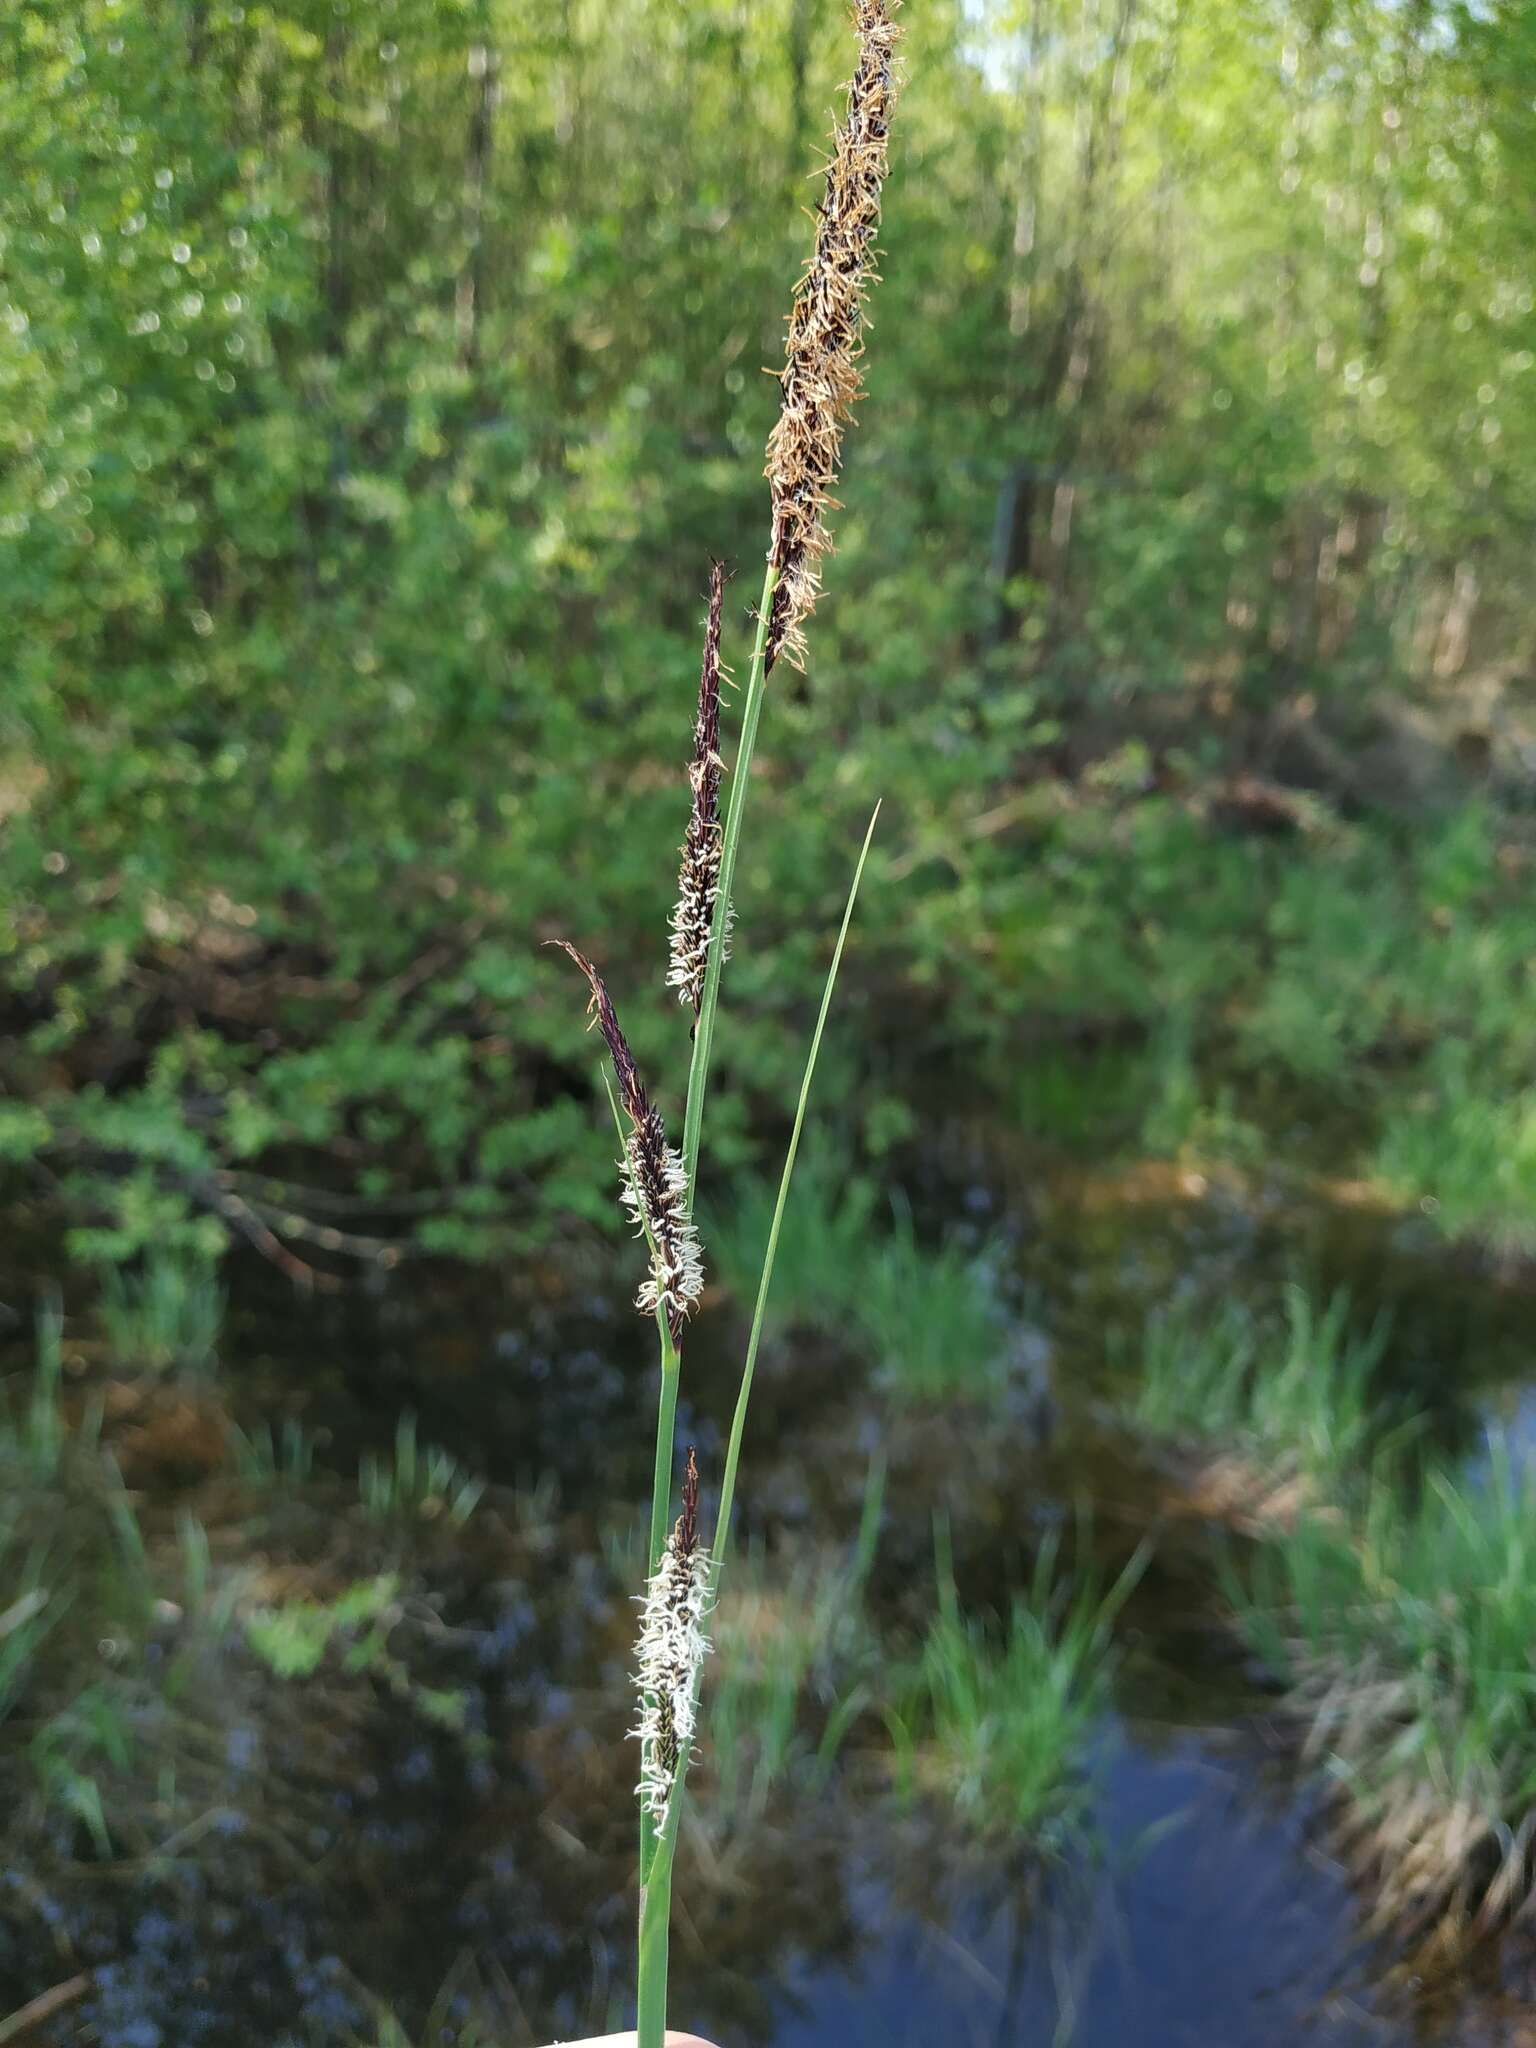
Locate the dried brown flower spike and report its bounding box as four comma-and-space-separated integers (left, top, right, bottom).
555, 942, 703, 1340
764, 0, 902, 675
667, 562, 731, 1013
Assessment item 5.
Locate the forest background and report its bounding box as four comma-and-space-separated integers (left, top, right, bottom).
3, 0, 1534, 1285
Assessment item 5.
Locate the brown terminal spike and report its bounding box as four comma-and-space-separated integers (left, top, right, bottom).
764, 0, 902, 676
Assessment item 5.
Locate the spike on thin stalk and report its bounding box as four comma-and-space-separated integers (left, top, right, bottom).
554, 943, 703, 1340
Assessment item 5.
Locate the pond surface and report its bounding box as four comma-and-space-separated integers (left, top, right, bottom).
776, 1736, 1387, 2048
2, 1132, 1534, 2046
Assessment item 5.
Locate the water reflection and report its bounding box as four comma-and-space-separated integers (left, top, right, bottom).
4, 1138, 1536, 2044
771, 1733, 1395, 2048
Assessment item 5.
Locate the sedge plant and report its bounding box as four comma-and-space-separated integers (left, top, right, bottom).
553, 7, 903, 2042
1232, 1435, 1536, 1941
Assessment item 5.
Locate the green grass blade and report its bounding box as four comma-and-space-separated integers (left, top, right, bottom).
711, 801, 882, 1571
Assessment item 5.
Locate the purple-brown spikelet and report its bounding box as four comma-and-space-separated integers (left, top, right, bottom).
555, 942, 704, 1341
667, 562, 731, 1013
764, 0, 902, 676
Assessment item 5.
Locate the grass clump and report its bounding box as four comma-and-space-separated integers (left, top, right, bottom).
1234, 1436, 1536, 1944
713, 1162, 1009, 1403
710, 1158, 881, 1327
98, 1251, 224, 1378
16, 1294, 72, 1484
894, 1529, 1141, 1856
1129, 1282, 1393, 1483
0, 1313, 136, 1694
0, 1467, 224, 1861
1374, 1042, 1536, 1262
0, 1296, 471, 1872
0, 1567, 52, 1729
229, 1413, 320, 1488
701, 1459, 885, 1827
0, 1315, 242, 1859
1012, 1044, 1154, 1152
358, 1413, 485, 1528
864, 1212, 1011, 1402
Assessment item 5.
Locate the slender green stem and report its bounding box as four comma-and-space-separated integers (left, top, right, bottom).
600, 1072, 679, 1560
633, 807, 881, 2035
636, 562, 786, 2015
602, 1070, 680, 1882
711, 802, 881, 1572
641, 1223, 682, 1887
640, 1326, 680, 1888
635, 1784, 684, 2048
646, 1331, 681, 1571
681, 558, 778, 1202
636, 812, 879, 2039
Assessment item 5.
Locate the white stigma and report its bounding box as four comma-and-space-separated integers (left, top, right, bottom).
632, 1527, 713, 1826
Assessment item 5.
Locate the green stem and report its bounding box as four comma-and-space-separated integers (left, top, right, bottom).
602, 1070, 681, 1883
638, 1323, 680, 1889
682, 558, 779, 1202
640, 1299, 683, 1885
634, 809, 878, 2037
635, 1785, 684, 2048
600, 1069, 679, 1575
647, 1328, 681, 1573
712, 802, 881, 1572
632, 810, 878, 2030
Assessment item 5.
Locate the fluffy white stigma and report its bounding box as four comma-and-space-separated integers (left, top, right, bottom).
632, 1519, 713, 1825
667, 864, 734, 1011
553, 942, 708, 1341
621, 1135, 705, 1331
666, 831, 722, 1009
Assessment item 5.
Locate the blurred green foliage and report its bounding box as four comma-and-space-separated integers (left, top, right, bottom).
1, 0, 1533, 1267
99, 1246, 224, 1374
712, 1155, 1010, 1400
1234, 1434, 1536, 1933
1128, 1282, 1395, 1480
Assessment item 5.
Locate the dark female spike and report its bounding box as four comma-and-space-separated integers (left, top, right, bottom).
554, 942, 703, 1339
633, 1442, 712, 1825
667, 564, 733, 1013
675, 1444, 700, 1557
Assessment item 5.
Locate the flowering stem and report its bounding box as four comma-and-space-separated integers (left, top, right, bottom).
602, 1069, 683, 1883
681, 558, 778, 1204
638, 1320, 680, 1889
632, 794, 876, 2033
712, 803, 880, 1572
634, 1451, 704, 2041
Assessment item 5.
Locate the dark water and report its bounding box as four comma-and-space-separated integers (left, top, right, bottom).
3, 1137, 1534, 2047
774, 1737, 1389, 2048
